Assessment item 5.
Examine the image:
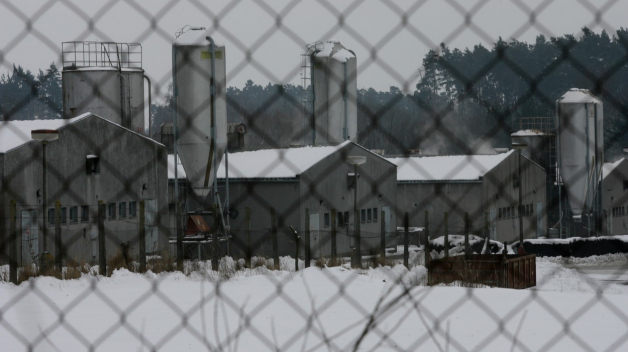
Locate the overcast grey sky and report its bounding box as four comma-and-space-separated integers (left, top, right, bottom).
1, 0, 627, 102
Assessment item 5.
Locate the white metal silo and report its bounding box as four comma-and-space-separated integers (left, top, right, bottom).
556, 88, 603, 224
173, 29, 227, 199
62, 42, 146, 133
310, 41, 357, 145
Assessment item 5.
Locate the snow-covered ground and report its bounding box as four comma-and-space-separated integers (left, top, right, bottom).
1, 256, 627, 351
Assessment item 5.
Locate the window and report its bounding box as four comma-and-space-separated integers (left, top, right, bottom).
373, 208, 378, 222
48, 208, 55, 225
129, 201, 137, 218
70, 206, 78, 223
119, 202, 127, 219
498, 208, 502, 220
86, 155, 100, 175
367, 208, 372, 222
361, 209, 366, 223
324, 213, 330, 228
108, 203, 116, 220
61, 207, 67, 224
338, 212, 344, 226
344, 211, 349, 225
81, 206, 89, 222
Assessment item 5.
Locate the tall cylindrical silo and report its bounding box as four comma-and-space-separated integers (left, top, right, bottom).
173, 30, 227, 199
557, 88, 603, 219
62, 42, 145, 133
311, 41, 357, 145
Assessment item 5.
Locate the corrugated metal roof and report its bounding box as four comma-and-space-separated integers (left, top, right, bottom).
0, 114, 90, 153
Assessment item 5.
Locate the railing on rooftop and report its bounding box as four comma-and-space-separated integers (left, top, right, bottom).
62, 42, 142, 69
515, 116, 556, 134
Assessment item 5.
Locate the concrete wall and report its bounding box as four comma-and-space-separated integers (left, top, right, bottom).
396, 182, 484, 238
603, 160, 628, 236
300, 143, 397, 257
218, 180, 301, 258
482, 152, 547, 243
0, 115, 168, 266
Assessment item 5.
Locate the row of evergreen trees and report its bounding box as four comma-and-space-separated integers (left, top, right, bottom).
2, 28, 627, 159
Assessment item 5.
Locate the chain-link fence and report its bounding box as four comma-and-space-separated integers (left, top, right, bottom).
2, 1, 628, 351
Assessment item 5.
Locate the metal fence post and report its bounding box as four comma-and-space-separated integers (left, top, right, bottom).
464, 212, 470, 260
305, 208, 310, 268
139, 200, 146, 272
331, 209, 337, 266
212, 203, 219, 270
424, 210, 429, 248
271, 207, 278, 270
54, 201, 62, 272
176, 201, 183, 271
245, 206, 251, 267
290, 226, 300, 271
404, 212, 409, 269
444, 211, 449, 258
380, 210, 386, 263
9, 200, 17, 284
98, 200, 106, 276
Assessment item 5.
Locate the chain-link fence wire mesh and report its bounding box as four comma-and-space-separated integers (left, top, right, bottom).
1, 0, 628, 350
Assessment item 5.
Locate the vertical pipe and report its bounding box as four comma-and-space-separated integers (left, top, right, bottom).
354, 163, 361, 268
206, 36, 218, 209
556, 101, 563, 238
143, 75, 152, 136
139, 200, 146, 272
518, 150, 524, 247
343, 61, 348, 141
585, 103, 591, 237
225, 146, 230, 254
593, 103, 599, 236
212, 203, 219, 270
9, 200, 17, 284
331, 209, 337, 266
305, 208, 310, 268
172, 45, 182, 267
55, 201, 61, 271
424, 210, 429, 249
404, 212, 409, 269
98, 201, 106, 276
41, 141, 48, 273
310, 53, 316, 146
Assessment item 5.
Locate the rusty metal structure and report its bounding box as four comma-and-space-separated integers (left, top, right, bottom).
428, 253, 537, 289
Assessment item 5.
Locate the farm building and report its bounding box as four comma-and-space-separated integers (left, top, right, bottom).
602, 158, 628, 236
0, 113, 169, 266
209, 141, 398, 258
389, 151, 547, 244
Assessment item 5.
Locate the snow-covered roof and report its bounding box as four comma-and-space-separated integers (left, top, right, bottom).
559, 88, 602, 104
388, 151, 513, 182
168, 154, 187, 180
174, 29, 225, 47
511, 129, 553, 137
0, 113, 163, 154
216, 141, 352, 179
314, 41, 355, 63
0, 114, 90, 153
65, 67, 143, 72
602, 159, 626, 180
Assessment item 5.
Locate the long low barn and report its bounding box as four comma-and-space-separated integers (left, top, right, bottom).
0, 113, 168, 267
214, 141, 398, 259
388, 151, 547, 244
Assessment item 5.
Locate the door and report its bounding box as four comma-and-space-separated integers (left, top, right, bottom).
21, 210, 39, 266
536, 202, 543, 238
144, 200, 158, 253
489, 208, 497, 240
